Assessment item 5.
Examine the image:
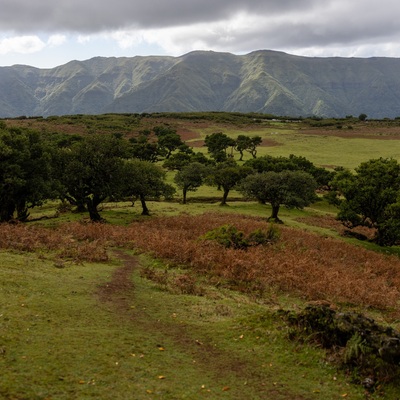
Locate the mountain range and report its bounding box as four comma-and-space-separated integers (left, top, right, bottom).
1, 50, 400, 119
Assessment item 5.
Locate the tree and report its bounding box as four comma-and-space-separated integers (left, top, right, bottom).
60, 134, 129, 221
246, 136, 262, 159
239, 170, 318, 223
329, 158, 400, 245
174, 162, 210, 204
207, 161, 252, 206
123, 159, 175, 215
157, 132, 186, 159
163, 152, 192, 171
163, 150, 211, 171
0, 127, 56, 222
204, 132, 236, 162
245, 154, 333, 187
129, 134, 159, 162
235, 135, 262, 160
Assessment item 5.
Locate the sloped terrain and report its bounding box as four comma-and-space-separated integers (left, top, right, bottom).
2, 50, 400, 118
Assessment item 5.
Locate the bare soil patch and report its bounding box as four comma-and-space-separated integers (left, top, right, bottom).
300, 126, 400, 140
97, 250, 137, 311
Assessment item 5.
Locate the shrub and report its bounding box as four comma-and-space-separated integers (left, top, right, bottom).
248, 225, 280, 245
200, 224, 279, 249
200, 224, 248, 249
284, 305, 400, 389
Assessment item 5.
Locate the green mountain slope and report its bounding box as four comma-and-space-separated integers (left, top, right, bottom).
1, 50, 400, 118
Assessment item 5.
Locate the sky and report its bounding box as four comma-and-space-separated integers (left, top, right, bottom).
1, 0, 400, 68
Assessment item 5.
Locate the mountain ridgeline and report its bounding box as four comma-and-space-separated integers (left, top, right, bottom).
1, 50, 400, 118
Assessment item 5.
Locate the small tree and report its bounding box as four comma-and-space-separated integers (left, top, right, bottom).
204, 132, 236, 162
245, 154, 333, 187
329, 158, 400, 245
164, 150, 211, 171
129, 134, 159, 162
123, 159, 175, 215
208, 161, 252, 206
235, 135, 262, 160
0, 127, 56, 222
240, 170, 318, 223
60, 134, 129, 221
174, 162, 210, 204
157, 132, 186, 159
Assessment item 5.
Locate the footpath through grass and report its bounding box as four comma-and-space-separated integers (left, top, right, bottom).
0, 249, 373, 399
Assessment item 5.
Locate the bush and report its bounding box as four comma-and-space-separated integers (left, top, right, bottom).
283, 305, 400, 390
200, 224, 279, 249
248, 225, 280, 245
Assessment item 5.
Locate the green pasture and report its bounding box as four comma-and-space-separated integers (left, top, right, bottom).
257, 133, 400, 170
0, 250, 372, 399
2, 114, 400, 398
187, 122, 400, 169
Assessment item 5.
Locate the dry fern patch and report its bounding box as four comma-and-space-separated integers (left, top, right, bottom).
1, 212, 400, 314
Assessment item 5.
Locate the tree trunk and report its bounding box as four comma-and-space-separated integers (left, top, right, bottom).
220, 188, 229, 206
182, 188, 187, 204
140, 194, 150, 216
268, 203, 283, 223
16, 201, 30, 222
86, 202, 102, 222
85, 195, 104, 222
0, 202, 15, 222
65, 195, 86, 212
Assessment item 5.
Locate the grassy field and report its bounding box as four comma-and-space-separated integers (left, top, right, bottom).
6, 113, 400, 170
2, 113, 400, 398
0, 233, 378, 399
1, 209, 400, 398
186, 120, 400, 169
0, 248, 372, 400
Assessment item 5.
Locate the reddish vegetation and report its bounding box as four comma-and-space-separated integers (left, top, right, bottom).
1, 213, 400, 315
300, 125, 400, 140
123, 214, 400, 313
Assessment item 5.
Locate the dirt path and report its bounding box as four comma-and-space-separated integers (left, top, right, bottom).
97, 250, 137, 311
96, 251, 309, 400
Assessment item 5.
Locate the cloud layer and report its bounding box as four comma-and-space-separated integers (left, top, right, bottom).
1, 0, 400, 66
1, 1, 320, 32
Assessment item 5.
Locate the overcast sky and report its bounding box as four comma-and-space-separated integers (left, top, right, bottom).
1, 0, 400, 68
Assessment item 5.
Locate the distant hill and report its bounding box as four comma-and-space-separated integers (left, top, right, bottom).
1, 50, 400, 118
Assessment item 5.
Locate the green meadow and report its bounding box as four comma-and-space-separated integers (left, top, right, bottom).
2, 113, 400, 399
187, 121, 400, 169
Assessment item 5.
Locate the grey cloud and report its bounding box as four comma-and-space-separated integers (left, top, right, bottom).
192, 2, 400, 53
1, 0, 319, 32
1, 0, 399, 56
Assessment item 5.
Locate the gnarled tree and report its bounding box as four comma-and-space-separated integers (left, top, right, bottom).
240, 170, 317, 223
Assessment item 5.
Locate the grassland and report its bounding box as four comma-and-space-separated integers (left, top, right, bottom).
2, 113, 400, 398
184, 120, 400, 169
6, 113, 400, 170
0, 248, 369, 400
1, 208, 400, 398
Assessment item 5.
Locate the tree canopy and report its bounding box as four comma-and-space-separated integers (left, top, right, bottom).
122, 159, 175, 215
245, 154, 333, 187
204, 132, 236, 162
59, 134, 130, 221
329, 158, 400, 245
207, 161, 252, 206
174, 162, 210, 204
0, 127, 56, 222
240, 170, 318, 222
235, 135, 262, 160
